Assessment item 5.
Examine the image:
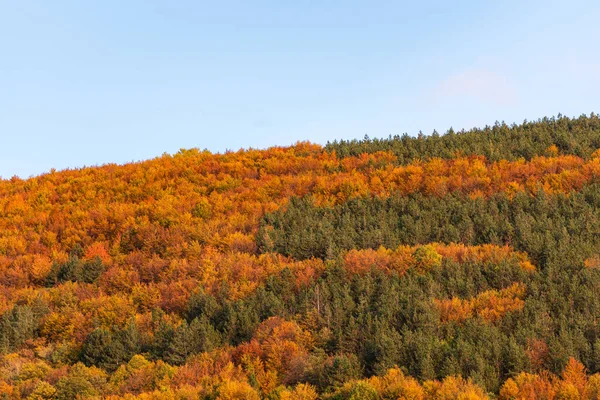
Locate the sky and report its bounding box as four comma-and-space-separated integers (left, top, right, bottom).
1, 1, 600, 178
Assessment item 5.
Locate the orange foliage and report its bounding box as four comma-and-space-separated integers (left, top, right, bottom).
436, 283, 527, 323
343, 243, 534, 276
84, 242, 112, 264
584, 255, 600, 269
526, 339, 550, 372
235, 317, 313, 387
330, 367, 490, 400
498, 358, 600, 400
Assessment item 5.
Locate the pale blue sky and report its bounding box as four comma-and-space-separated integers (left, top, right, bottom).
1, 1, 599, 178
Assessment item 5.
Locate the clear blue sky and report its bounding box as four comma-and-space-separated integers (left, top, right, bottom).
1, 1, 599, 178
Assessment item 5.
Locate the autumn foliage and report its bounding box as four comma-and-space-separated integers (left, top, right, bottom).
2, 116, 600, 398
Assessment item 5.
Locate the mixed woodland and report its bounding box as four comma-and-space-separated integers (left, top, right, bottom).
1, 114, 600, 398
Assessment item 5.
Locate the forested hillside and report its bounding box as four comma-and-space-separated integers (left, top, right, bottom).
2, 114, 600, 399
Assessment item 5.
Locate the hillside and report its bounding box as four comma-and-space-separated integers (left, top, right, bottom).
2, 114, 600, 399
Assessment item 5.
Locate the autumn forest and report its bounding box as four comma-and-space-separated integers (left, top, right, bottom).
3, 114, 600, 399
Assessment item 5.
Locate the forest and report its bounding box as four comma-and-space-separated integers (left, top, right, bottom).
1, 113, 600, 399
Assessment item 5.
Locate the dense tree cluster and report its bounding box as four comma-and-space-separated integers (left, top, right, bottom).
258, 187, 600, 266
326, 113, 600, 162
1, 115, 600, 398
